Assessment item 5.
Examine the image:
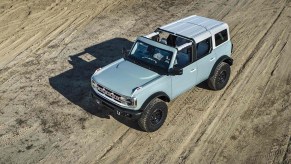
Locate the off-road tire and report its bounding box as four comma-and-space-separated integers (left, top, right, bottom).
138, 98, 168, 132
208, 62, 231, 90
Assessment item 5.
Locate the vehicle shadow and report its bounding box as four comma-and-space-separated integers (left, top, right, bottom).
49, 38, 142, 131
196, 81, 211, 90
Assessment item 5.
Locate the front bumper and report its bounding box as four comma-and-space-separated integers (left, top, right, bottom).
91, 89, 142, 119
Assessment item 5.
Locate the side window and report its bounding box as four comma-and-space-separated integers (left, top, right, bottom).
215, 29, 228, 46
174, 47, 192, 69
196, 37, 212, 60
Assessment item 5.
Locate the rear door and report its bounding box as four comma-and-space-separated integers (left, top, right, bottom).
195, 37, 216, 83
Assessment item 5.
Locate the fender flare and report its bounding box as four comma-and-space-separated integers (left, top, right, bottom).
139, 92, 170, 111
209, 55, 233, 78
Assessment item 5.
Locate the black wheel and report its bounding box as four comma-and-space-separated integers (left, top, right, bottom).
138, 98, 168, 132
208, 62, 231, 90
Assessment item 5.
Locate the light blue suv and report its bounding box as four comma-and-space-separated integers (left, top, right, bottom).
91, 15, 233, 132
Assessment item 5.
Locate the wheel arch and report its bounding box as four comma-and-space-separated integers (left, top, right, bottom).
140, 92, 170, 111
209, 55, 233, 78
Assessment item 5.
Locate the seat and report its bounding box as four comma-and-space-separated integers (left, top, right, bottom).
197, 41, 209, 59
175, 52, 190, 68
176, 37, 189, 54
147, 45, 155, 55
160, 38, 167, 45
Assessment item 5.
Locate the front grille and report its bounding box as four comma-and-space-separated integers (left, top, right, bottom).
92, 80, 124, 103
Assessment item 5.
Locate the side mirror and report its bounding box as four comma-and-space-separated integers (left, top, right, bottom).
169, 67, 183, 75
122, 47, 129, 57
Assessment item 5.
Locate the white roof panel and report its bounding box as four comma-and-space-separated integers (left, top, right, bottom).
159, 15, 224, 41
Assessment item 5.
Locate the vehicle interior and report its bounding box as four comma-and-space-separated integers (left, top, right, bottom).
147, 31, 193, 68
144, 30, 213, 70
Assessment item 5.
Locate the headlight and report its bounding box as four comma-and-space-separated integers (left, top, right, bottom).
120, 97, 137, 107
126, 97, 137, 107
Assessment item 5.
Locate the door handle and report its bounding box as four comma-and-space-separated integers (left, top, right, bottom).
190, 68, 197, 72
210, 57, 216, 61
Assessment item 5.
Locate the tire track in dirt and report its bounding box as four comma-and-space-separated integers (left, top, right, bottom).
97, 128, 131, 162
0, 31, 43, 67
283, 135, 291, 163
0, 1, 61, 38
181, 3, 291, 163
0, 123, 39, 146
257, 33, 289, 101
174, 0, 286, 158
0, 2, 28, 21
0, 0, 120, 70
3, 12, 91, 150
235, 6, 286, 78
0, 1, 134, 163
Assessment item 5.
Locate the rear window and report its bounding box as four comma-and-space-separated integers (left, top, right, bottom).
215, 29, 228, 46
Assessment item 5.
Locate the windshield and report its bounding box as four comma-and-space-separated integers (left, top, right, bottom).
128, 41, 173, 71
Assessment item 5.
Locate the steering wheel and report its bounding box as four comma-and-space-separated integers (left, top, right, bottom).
142, 56, 157, 64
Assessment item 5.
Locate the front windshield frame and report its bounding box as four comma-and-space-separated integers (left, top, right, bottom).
126, 39, 176, 74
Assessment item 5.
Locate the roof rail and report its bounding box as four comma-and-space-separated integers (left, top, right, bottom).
145, 32, 159, 38
176, 42, 192, 50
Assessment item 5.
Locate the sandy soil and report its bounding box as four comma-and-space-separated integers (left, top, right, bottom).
0, 0, 290, 163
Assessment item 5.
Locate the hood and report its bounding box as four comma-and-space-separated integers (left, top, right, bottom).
92, 59, 160, 96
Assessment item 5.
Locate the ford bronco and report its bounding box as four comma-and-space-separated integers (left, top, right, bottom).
91, 15, 233, 132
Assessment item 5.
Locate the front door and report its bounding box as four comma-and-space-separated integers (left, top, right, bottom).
171, 49, 198, 99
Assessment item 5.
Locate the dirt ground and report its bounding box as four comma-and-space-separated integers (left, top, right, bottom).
0, 0, 290, 163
